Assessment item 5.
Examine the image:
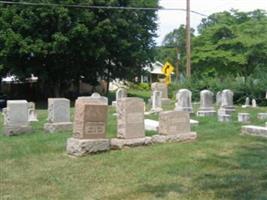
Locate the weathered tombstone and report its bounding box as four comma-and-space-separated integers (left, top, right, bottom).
151, 111, 197, 143
257, 113, 267, 120
216, 91, 222, 106
112, 88, 127, 107
242, 97, 250, 108
151, 82, 171, 104
175, 89, 193, 113
252, 99, 257, 108
197, 90, 216, 116
218, 89, 235, 114
3, 100, 32, 136
150, 90, 162, 112
44, 98, 72, 133
28, 102, 38, 122
66, 93, 110, 156
238, 113, 250, 123
117, 97, 145, 139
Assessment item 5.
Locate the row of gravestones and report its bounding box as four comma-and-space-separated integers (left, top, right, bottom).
2, 93, 197, 156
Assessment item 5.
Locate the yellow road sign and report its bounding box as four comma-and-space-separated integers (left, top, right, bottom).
162, 62, 174, 76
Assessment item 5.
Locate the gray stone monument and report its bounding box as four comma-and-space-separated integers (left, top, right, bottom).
252, 99, 257, 108
218, 89, 235, 115
197, 90, 216, 116
66, 93, 110, 156
3, 100, 32, 136
28, 102, 38, 122
44, 98, 72, 133
150, 90, 162, 112
238, 113, 250, 123
175, 89, 193, 113
242, 97, 250, 108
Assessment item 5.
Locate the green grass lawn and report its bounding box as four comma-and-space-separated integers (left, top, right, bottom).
1, 104, 267, 200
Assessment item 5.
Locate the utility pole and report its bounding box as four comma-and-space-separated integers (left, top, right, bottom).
186, 0, 191, 78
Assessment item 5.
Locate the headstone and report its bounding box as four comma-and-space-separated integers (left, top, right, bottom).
238, 113, 250, 123
218, 89, 235, 114
28, 102, 38, 122
66, 93, 110, 156
159, 111, 191, 135
117, 97, 145, 139
151, 91, 162, 112
257, 113, 267, 120
3, 100, 32, 136
242, 125, 267, 138
216, 91, 222, 106
197, 90, 216, 116
175, 89, 193, 113
252, 99, 257, 108
44, 98, 72, 133
112, 88, 127, 107
218, 114, 231, 122
242, 97, 250, 108
151, 82, 171, 104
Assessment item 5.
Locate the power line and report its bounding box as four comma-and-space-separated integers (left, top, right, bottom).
0, 1, 208, 17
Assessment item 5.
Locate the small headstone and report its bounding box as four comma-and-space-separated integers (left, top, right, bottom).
257, 113, 267, 120
216, 91, 222, 106
117, 97, 145, 139
3, 100, 32, 136
150, 91, 162, 112
197, 90, 216, 116
44, 98, 72, 133
242, 97, 250, 108
218, 114, 231, 122
66, 93, 110, 156
159, 111, 191, 135
218, 89, 235, 114
175, 89, 193, 113
252, 99, 257, 108
28, 102, 38, 122
238, 113, 250, 123
242, 125, 267, 138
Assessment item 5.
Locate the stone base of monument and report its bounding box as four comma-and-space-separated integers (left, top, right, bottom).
241, 125, 267, 138
44, 122, 73, 133
241, 105, 250, 108
66, 137, 110, 156
175, 107, 193, 113
161, 98, 171, 105
218, 107, 235, 115
110, 137, 152, 150
238, 113, 250, 123
151, 132, 197, 144
257, 113, 267, 120
4, 125, 32, 136
218, 114, 231, 122
197, 110, 216, 117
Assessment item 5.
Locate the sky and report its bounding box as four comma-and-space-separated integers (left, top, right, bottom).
156, 0, 267, 45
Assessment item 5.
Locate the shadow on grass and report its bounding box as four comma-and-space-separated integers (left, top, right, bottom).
194, 139, 267, 200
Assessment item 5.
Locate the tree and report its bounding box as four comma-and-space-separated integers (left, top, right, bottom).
192, 10, 267, 79
0, 0, 158, 97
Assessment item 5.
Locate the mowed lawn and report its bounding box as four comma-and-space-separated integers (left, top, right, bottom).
1, 102, 267, 199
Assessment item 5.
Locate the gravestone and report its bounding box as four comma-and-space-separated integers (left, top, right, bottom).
66, 93, 110, 156
151, 91, 162, 112
257, 113, 267, 120
252, 99, 257, 108
197, 90, 216, 116
218, 113, 231, 122
242, 125, 267, 138
218, 89, 235, 115
238, 113, 250, 123
216, 91, 222, 106
112, 88, 127, 107
44, 98, 72, 133
3, 100, 32, 136
151, 82, 171, 104
175, 89, 193, 113
242, 97, 250, 108
28, 102, 38, 122
117, 97, 145, 139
